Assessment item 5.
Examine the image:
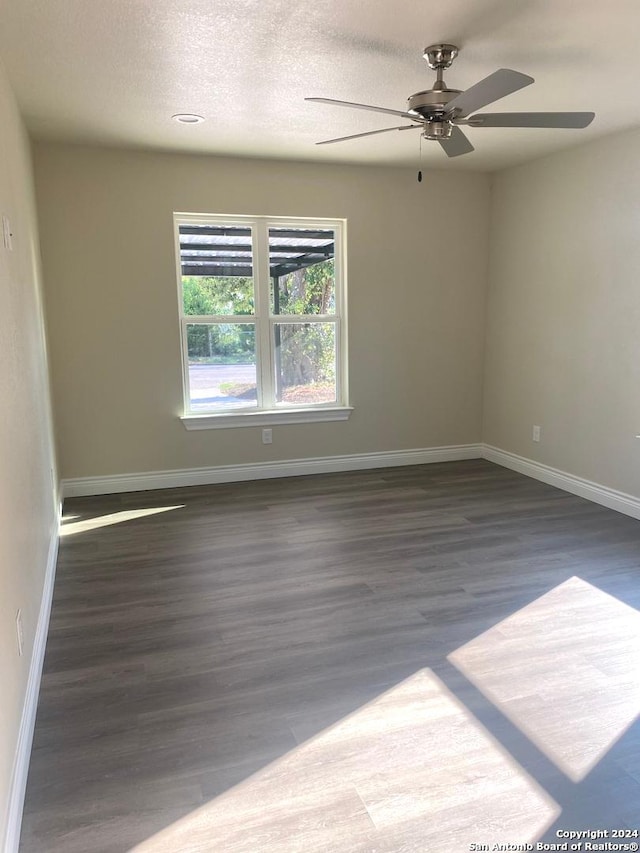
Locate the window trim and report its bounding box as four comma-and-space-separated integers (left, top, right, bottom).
174, 213, 350, 429
180, 405, 353, 430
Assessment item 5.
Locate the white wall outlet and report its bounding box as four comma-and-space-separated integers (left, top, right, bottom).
532, 425, 541, 442
262, 428, 273, 445
16, 609, 24, 656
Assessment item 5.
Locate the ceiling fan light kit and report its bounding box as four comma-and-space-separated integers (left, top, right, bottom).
306, 44, 594, 158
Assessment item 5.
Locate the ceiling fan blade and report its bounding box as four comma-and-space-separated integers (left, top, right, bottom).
444, 69, 534, 118
306, 97, 414, 120
464, 111, 595, 128
438, 125, 475, 158
316, 125, 421, 145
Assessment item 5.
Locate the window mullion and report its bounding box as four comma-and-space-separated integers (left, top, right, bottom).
181, 318, 192, 414
335, 222, 347, 407
335, 316, 342, 408
253, 222, 274, 409
267, 314, 336, 323
184, 315, 257, 324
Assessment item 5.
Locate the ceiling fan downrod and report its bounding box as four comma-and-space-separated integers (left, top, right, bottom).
407, 43, 462, 123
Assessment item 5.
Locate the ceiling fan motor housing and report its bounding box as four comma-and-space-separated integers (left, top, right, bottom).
407, 86, 461, 120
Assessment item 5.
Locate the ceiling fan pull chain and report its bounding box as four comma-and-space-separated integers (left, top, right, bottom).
418, 133, 423, 182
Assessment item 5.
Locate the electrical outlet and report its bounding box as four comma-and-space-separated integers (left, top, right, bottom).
16, 609, 24, 656
532, 425, 541, 442
262, 428, 273, 445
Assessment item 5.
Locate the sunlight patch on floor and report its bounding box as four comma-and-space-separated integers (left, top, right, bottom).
449, 575, 640, 782
59, 506, 184, 537
131, 669, 559, 853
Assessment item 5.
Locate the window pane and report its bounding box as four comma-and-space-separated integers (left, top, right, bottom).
269, 227, 335, 315
274, 323, 336, 404
182, 276, 254, 316
186, 323, 257, 411
180, 224, 254, 315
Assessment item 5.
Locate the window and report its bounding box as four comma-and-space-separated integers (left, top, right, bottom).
174, 214, 350, 429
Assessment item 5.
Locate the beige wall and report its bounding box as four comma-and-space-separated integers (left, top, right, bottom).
33, 143, 490, 480
0, 64, 58, 843
483, 129, 640, 497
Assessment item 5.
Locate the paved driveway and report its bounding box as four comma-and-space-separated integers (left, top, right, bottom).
189, 362, 256, 407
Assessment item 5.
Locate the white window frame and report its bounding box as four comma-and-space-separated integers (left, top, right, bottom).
174, 213, 352, 430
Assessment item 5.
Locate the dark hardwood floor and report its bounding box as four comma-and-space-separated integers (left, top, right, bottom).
19, 460, 640, 852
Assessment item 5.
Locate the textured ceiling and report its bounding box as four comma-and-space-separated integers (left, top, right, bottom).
1, 0, 639, 171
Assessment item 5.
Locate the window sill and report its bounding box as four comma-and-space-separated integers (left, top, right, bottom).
181, 406, 353, 430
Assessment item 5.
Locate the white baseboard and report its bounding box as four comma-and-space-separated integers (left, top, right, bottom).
62, 442, 640, 517
482, 445, 640, 521
3, 508, 60, 853
62, 444, 483, 497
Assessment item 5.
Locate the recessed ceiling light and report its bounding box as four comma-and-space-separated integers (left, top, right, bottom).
172, 113, 205, 124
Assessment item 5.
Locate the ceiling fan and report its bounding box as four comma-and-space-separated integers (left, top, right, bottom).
306, 44, 594, 157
